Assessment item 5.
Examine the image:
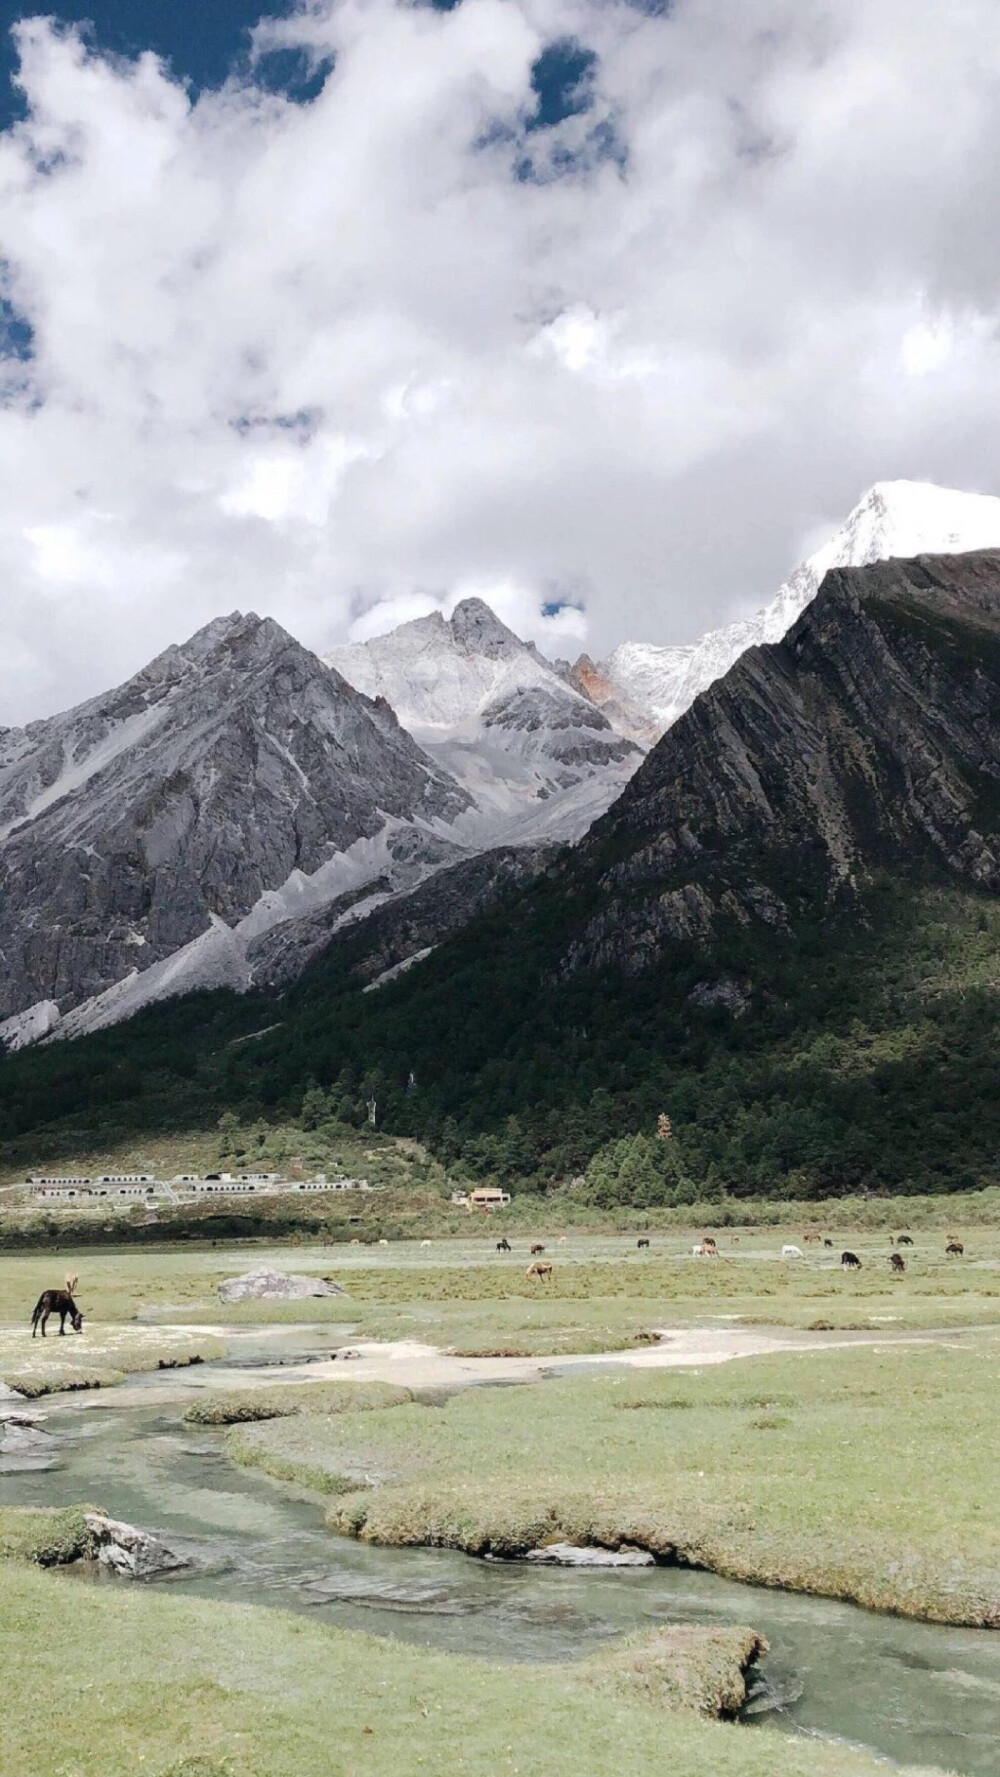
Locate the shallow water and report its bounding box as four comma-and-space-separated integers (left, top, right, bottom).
2, 1344, 999, 1774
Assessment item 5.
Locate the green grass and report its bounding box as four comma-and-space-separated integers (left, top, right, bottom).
0, 1505, 95, 1565
0, 1323, 224, 1396
225, 1338, 1000, 1627
184, 1379, 414, 1425
5, 1228, 1000, 1372
0, 1559, 946, 1777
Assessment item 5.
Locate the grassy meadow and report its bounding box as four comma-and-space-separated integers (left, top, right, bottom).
221, 1336, 1000, 1628
2, 1223, 1000, 1375
4, 1220, 999, 1321
0, 1548, 949, 1777
0, 1227, 994, 1775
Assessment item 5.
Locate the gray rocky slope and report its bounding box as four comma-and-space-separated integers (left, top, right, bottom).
0, 599, 644, 1047
247, 841, 558, 990
559, 549, 1000, 977
0, 612, 472, 1025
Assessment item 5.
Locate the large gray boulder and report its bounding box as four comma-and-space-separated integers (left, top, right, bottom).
217, 1266, 345, 1305
84, 1512, 190, 1580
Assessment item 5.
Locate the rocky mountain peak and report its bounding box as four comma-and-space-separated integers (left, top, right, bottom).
567, 654, 660, 748
0, 613, 474, 1029
560, 548, 1000, 978
448, 597, 523, 658
324, 598, 643, 853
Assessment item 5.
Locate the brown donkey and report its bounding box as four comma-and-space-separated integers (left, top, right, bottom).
30, 1290, 83, 1337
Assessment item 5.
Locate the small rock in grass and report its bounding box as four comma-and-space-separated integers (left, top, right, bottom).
525, 1543, 655, 1567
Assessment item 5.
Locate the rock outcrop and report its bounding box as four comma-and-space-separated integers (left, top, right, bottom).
562, 550, 1000, 976
217, 1267, 346, 1304
524, 1543, 655, 1567
84, 1512, 190, 1579
0, 613, 471, 1022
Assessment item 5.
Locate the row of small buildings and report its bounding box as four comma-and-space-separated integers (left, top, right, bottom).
24, 1171, 373, 1202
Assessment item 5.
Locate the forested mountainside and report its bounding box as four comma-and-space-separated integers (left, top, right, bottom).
6, 550, 1000, 1202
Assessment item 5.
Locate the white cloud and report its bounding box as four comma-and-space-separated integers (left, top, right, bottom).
4, 1, 1000, 720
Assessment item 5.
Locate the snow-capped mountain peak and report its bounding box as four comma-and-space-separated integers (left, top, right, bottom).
325, 598, 642, 846
600, 480, 1000, 733
325, 598, 561, 741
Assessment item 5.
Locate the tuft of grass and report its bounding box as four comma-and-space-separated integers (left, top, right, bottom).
185, 1378, 412, 1425
594, 1625, 768, 1718
0, 1505, 95, 1566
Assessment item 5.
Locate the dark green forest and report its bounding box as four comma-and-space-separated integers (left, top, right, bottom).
1, 871, 999, 1203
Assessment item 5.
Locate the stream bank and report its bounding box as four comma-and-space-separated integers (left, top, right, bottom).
1, 1328, 998, 1774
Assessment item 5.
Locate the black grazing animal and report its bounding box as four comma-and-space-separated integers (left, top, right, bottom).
945, 1240, 965, 1257
823, 1238, 833, 1248
896, 1235, 914, 1246
841, 1251, 862, 1270
496, 1238, 512, 1253
889, 1252, 906, 1274
530, 1243, 545, 1256
637, 1238, 650, 1250
31, 1290, 83, 1337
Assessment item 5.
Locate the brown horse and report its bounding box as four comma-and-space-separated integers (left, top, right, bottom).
31, 1290, 83, 1337
526, 1261, 553, 1282
889, 1253, 906, 1274
530, 1243, 545, 1256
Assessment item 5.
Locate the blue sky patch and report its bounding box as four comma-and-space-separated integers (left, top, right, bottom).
0, 293, 33, 362
0, 3, 311, 131
528, 38, 597, 132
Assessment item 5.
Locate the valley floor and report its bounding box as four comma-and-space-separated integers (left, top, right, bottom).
1, 1230, 996, 1776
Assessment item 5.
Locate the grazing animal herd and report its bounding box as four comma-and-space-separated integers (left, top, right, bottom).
20, 1229, 975, 1339
491, 1230, 970, 1280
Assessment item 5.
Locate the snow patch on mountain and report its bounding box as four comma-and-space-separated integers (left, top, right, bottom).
601, 481, 1000, 733
362, 947, 435, 993
55, 918, 251, 1042
0, 999, 62, 1052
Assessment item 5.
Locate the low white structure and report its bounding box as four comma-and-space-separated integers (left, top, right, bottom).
24, 1170, 375, 1203
26, 1174, 91, 1186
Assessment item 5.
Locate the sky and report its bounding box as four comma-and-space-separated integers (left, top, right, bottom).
3, 1, 1000, 723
